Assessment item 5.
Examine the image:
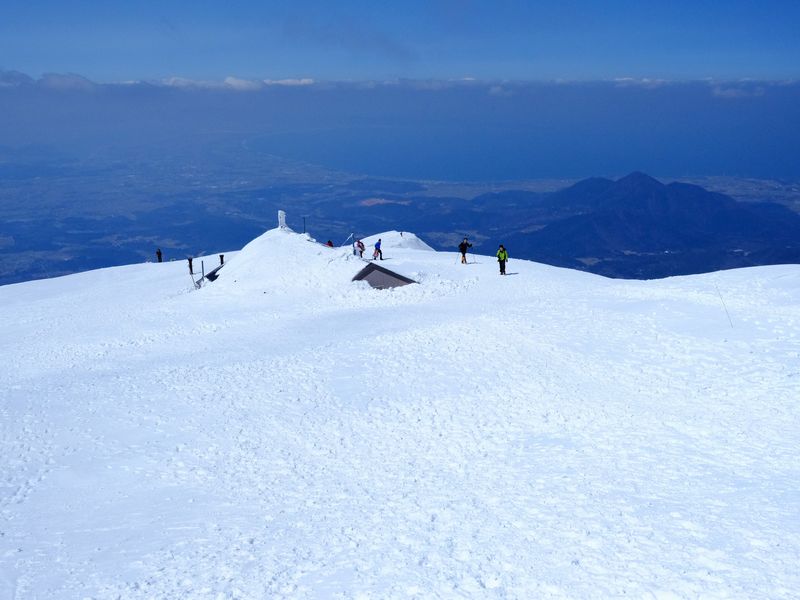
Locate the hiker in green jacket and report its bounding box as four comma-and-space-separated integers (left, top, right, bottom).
496, 244, 508, 275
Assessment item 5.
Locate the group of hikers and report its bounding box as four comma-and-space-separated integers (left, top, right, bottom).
354, 238, 382, 260
459, 237, 508, 274
160, 235, 507, 276
154, 249, 226, 276
350, 235, 508, 274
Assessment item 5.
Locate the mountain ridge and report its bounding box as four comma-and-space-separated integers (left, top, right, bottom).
514, 172, 800, 278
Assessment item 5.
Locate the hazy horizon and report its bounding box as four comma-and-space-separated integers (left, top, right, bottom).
2, 72, 799, 181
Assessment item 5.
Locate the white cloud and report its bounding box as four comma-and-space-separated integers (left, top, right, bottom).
38, 73, 97, 91
0, 70, 34, 87
612, 77, 671, 89
224, 76, 264, 91
161, 77, 221, 89
155, 76, 316, 90
712, 85, 765, 99
263, 78, 315, 86
488, 85, 512, 97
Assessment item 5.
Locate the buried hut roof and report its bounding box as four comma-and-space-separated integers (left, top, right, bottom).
352, 262, 417, 289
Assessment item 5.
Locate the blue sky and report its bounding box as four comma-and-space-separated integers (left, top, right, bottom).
2, 0, 799, 81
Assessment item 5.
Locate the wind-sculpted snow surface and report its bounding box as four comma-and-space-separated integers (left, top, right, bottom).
1, 229, 798, 598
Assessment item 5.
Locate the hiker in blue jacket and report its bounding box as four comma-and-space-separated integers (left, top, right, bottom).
373, 239, 383, 260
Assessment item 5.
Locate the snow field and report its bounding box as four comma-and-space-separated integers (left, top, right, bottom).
1, 229, 799, 598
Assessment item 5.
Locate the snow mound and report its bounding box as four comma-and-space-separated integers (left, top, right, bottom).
360, 230, 434, 251
212, 227, 362, 293
211, 228, 434, 298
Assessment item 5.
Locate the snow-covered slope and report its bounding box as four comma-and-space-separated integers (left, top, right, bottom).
1, 229, 798, 599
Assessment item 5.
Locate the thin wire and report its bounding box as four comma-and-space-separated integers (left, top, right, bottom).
714, 283, 734, 329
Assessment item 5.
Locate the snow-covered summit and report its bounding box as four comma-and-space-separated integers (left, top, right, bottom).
213, 227, 360, 292
360, 230, 434, 252
209, 228, 434, 301
1, 229, 799, 598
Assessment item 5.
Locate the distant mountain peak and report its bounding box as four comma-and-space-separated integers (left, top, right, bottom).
616, 171, 664, 188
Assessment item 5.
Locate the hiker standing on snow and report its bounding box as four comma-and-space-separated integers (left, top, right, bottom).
374, 239, 383, 260
458, 237, 472, 264
156, 248, 162, 263
497, 244, 508, 275
356, 239, 365, 258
